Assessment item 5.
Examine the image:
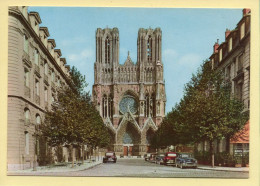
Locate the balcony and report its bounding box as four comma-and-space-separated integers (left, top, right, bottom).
35, 94, 40, 105
24, 86, 30, 97
22, 51, 32, 67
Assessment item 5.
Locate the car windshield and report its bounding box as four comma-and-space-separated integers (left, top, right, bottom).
106, 152, 114, 156
168, 153, 176, 157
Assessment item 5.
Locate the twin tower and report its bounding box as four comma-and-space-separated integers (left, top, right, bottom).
92, 27, 166, 156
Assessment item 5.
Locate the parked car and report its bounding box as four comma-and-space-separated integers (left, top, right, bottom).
155, 153, 165, 165
163, 152, 177, 165
144, 153, 152, 161
175, 153, 197, 169
103, 151, 117, 163
148, 153, 157, 163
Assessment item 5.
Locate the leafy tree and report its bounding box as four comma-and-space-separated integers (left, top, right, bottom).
40, 66, 110, 167
152, 60, 248, 167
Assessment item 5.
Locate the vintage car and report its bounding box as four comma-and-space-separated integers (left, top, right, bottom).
144, 153, 152, 161
175, 153, 197, 169
155, 153, 165, 165
163, 152, 177, 165
148, 153, 157, 163
103, 151, 117, 163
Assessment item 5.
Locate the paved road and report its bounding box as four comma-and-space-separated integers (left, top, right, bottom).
10, 158, 249, 178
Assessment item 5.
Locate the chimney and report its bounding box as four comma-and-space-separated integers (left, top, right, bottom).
213, 39, 219, 53
243, 9, 251, 16
225, 29, 231, 39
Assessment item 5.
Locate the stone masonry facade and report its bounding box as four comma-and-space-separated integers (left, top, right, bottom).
92, 27, 166, 156
8, 6, 71, 170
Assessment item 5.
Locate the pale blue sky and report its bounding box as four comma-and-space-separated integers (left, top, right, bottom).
28, 7, 243, 113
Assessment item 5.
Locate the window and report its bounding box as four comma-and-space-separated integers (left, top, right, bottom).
34, 49, 39, 66
35, 79, 39, 96
238, 54, 243, 71
105, 36, 110, 64
36, 115, 41, 125
24, 68, 30, 87
228, 37, 232, 52
44, 87, 48, 102
25, 131, 29, 155
219, 49, 222, 62
24, 35, 29, 54
236, 83, 243, 101
147, 35, 152, 61
211, 59, 214, 69
44, 61, 48, 75
24, 108, 30, 122
240, 22, 245, 39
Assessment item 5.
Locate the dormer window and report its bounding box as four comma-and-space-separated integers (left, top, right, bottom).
228, 38, 232, 52
240, 22, 245, 39
219, 48, 222, 62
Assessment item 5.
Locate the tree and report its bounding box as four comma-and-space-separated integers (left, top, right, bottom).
180, 60, 248, 167
152, 60, 248, 167
40, 66, 110, 167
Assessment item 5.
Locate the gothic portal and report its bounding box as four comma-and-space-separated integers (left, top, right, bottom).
92, 27, 166, 156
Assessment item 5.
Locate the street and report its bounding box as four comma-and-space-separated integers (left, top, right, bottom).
9, 158, 249, 178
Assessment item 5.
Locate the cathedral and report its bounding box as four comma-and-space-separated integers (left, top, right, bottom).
92, 27, 166, 156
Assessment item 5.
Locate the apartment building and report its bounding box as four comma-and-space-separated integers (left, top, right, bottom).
8, 6, 71, 170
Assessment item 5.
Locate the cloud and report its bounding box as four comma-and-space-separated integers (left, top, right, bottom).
177, 53, 202, 68
67, 48, 94, 64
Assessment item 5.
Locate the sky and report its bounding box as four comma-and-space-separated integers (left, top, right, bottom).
28, 7, 243, 113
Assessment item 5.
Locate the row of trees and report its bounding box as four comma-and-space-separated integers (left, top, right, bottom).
40, 66, 111, 167
151, 60, 248, 167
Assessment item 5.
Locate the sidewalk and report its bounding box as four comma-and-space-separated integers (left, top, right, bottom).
197, 164, 249, 172
8, 159, 102, 175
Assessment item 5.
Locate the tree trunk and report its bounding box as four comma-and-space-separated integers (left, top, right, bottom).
70, 144, 74, 168
210, 141, 215, 168
82, 144, 84, 164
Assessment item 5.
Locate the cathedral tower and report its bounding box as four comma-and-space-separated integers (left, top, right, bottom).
93, 27, 166, 156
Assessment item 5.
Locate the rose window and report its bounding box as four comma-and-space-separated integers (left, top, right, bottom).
119, 95, 138, 114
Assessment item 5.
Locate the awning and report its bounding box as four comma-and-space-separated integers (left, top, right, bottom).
230, 120, 249, 144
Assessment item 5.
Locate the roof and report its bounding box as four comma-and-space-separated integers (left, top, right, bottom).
230, 120, 249, 144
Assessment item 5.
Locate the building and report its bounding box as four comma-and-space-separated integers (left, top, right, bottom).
8, 6, 71, 170
197, 9, 250, 155
92, 27, 166, 156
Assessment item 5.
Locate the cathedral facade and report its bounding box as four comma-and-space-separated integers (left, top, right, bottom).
92, 27, 166, 156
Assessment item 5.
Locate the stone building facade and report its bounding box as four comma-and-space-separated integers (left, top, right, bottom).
197, 9, 250, 154
92, 27, 166, 156
8, 6, 71, 170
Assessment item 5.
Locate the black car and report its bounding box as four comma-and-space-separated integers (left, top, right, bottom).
175, 153, 197, 169
155, 153, 165, 165
103, 151, 117, 163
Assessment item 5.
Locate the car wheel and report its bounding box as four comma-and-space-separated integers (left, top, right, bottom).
114, 161, 116, 163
